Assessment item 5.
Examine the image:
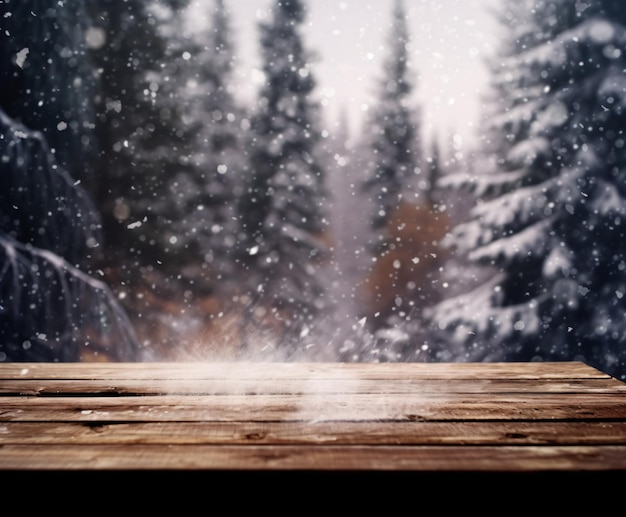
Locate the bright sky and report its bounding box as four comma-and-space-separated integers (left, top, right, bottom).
188, 0, 499, 147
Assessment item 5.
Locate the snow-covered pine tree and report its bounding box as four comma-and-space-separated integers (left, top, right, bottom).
355, 0, 443, 352
166, 0, 245, 296
0, 0, 97, 191
361, 0, 421, 252
0, 109, 140, 362
0, 1, 141, 362
237, 0, 329, 355
429, 0, 626, 380
87, 1, 190, 284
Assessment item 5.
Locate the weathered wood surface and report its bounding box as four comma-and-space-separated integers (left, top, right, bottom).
1, 361, 625, 472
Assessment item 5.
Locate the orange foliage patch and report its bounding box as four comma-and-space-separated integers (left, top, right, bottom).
364, 200, 451, 321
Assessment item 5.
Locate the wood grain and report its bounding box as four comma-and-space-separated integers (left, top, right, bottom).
1, 361, 625, 473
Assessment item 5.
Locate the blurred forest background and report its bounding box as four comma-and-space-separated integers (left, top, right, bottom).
1, 0, 625, 381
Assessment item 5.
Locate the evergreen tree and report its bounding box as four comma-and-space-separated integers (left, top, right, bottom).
0, 110, 140, 362
87, 1, 190, 284
360, 137, 452, 362
429, 0, 626, 380
362, 0, 421, 252
0, 2, 140, 361
237, 0, 328, 355
166, 0, 245, 296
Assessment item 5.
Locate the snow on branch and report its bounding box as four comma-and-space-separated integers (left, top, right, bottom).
438, 168, 526, 198
506, 136, 550, 167
471, 177, 555, 229
487, 96, 543, 134
426, 273, 543, 355
469, 217, 554, 265
518, 16, 626, 71
0, 233, 140, 362
442, 180, 555, 254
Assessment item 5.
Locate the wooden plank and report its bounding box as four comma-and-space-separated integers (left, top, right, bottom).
2, 377, 626, 396
1, 361, 624, 474
0, 361, 612, 381
2, 444, 626, 471
2, 392, 626, 422
2, 421, 626, 446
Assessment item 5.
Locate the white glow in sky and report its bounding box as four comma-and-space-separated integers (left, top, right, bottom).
188, 0, 499, 145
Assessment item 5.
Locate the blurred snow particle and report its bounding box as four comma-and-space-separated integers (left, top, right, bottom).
106, 99, 122, 113
85, 27, 106, 49
15, 47, 29, 68
588, 20, 614, 44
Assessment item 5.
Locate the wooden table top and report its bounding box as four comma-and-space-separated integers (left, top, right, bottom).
1, 361, 626, 478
